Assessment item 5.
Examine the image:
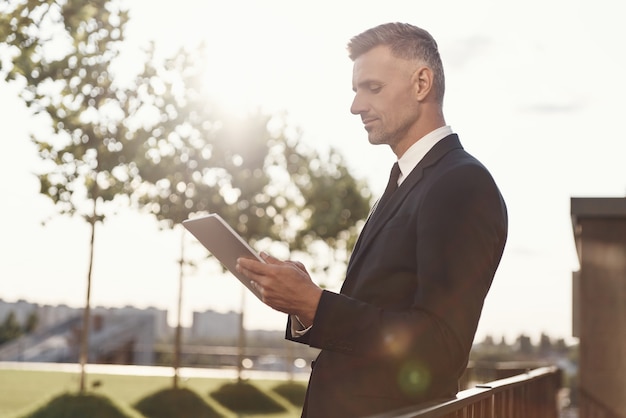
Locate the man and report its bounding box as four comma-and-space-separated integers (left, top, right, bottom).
236, 22, 508, 418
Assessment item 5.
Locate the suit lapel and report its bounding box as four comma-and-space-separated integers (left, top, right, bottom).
346, 134, 463, 279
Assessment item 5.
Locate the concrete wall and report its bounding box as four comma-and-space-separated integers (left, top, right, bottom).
571, 197, 626, 417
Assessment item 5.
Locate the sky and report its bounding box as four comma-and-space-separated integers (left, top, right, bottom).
1, 0, 625, 344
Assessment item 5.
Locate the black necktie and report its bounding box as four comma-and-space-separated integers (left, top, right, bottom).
348, 162, 401, 264
374, 162, 401, 215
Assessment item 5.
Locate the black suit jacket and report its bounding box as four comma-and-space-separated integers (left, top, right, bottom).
287, 135, 508, 417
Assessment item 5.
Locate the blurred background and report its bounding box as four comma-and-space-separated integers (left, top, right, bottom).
1, 0, 625, 355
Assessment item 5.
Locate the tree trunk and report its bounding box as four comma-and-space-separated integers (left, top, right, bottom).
173, 227, 185, 388
237, 288, 246, 382
78, 217, 97, 393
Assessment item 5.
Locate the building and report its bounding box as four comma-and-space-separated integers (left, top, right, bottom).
571, 197, 626, 418
190, 309, 239, 341
0, 300, 170, 341
0, 301, 170, 365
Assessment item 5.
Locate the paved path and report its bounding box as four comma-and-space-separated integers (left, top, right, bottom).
0, 361, 311, 381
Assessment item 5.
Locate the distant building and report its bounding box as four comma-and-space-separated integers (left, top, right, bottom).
37, 304, 80, 329
0, 309, 157, 365
0, 300, 170, 341
190, 309, 239, 341
0, 300, 292, 367
92, 305, 170, 341
0, 299, 38, 325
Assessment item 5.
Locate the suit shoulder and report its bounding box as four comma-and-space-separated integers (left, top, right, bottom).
437, 149, 494, 180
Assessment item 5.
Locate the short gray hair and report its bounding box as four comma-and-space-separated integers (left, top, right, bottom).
347, 23, 445, 104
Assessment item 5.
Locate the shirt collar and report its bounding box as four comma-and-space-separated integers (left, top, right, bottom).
397, 125, 453, 185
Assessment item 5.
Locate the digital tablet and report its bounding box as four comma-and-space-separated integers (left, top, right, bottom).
182, 213, 264, 300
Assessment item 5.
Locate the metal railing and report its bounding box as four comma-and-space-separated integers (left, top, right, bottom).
368, 366, 562, 418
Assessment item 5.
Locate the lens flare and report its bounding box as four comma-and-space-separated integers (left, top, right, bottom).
397, 361, 431, 396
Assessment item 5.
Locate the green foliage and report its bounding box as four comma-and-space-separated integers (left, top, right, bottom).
0, 0, 148, 395
283, 140, 371, 251
127, 43, 267, 231
24, 311, 39, 334
272, 382, 307, 407
128, 43, 372, 257
134, 387, 223, 418
21, 392, 135, 418
0, 0, 136, 222
0, 369, 303, 418
211, 381, 287, 415
0, 310, 39, 345
1, 0, 372, 270
0, 312, 22, 345
1, 0, 371, 396
1, 0, 370, 399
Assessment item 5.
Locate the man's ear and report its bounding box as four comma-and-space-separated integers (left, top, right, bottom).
411, 66, 434, 101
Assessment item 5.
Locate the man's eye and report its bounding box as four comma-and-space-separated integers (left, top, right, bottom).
369, 85, 382, 93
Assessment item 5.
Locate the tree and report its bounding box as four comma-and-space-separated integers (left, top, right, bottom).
516, 334, 534, 356
282, 137, 372, 284
128, 43, 371, 384
1, 0, 371, 392
24, 310, 39, 334
126, 43, 289, 386
0, 0, 141, 392
0, 312, 22, 345
539, 332, 553, 356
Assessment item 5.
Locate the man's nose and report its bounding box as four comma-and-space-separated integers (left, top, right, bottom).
350, 93, 366, 115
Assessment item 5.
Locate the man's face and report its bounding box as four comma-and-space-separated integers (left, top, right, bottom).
351, 45, 421, 155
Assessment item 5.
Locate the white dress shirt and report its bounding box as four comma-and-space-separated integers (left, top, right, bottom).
396, 125, 453, 186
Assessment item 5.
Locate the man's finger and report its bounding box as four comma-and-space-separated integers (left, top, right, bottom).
236, 257, 267, 276
260, 251, 282, 264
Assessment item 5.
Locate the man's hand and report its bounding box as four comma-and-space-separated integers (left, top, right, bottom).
236, 252, 322, 327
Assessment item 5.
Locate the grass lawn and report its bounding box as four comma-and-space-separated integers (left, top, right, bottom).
0, 368, 303, 418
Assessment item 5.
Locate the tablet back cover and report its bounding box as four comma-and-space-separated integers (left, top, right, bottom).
182, 214, 263, 300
